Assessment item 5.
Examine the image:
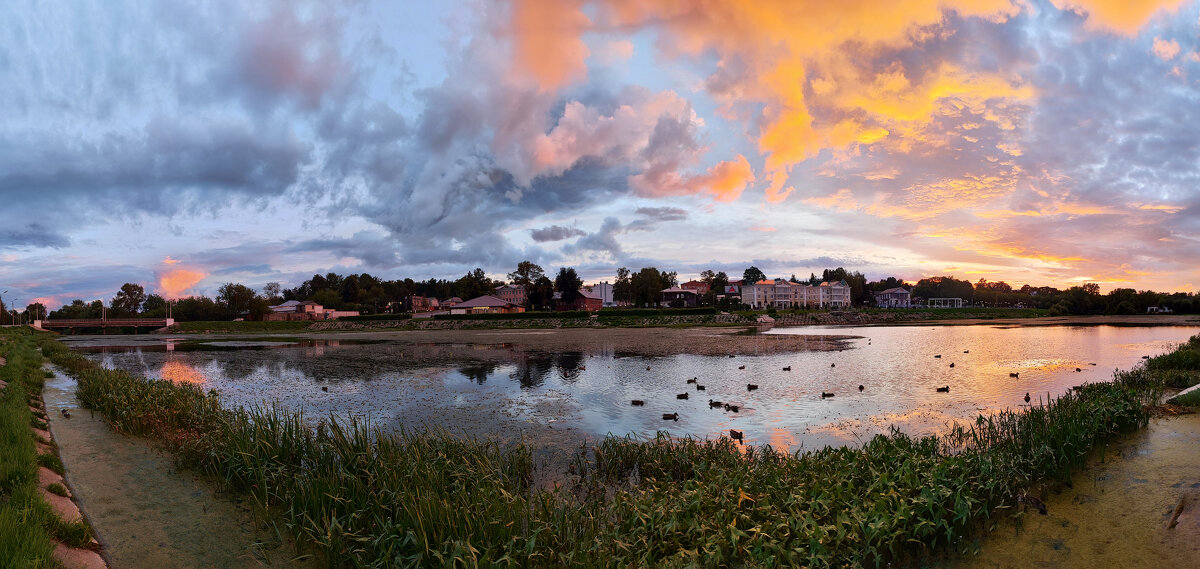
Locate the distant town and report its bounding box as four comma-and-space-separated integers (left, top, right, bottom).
6, 262, 1197, 325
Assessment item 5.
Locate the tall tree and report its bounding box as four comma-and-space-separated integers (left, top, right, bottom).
507, 261, 545, 286
613, 267, 632, 305
530, 276, 555, 310
25, 302, 46, 321
217, 283, 258, 318
743, 266, 766, 284
111, 283, 147, 316
262, 282, 282, 301
455, 268, 494, 300
555, 267, 583, 304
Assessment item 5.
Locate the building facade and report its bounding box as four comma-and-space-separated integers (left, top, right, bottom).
583, 282, 616, 307
874, 287, 911, 308
494, 284, 527, 306
741, 279, 851, 309
661, 287, 699, 307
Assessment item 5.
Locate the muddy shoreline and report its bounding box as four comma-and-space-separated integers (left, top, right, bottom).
946, 412, 1200, 567
65, 326, 860, 360
42, 367, 314, 569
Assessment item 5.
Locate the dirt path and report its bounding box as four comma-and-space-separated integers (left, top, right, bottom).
948, 413, 1200, 567
42, 368, 316, 569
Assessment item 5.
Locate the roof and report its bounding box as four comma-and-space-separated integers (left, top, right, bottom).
661, 287, 697, 294
680, 280, 707, 287
297, 301, 322, 306
878, 287, 910, 295
455, 295, 512, 308
579, 289, 602, 300
271, 300, 300, 308
495, 284, 522, 290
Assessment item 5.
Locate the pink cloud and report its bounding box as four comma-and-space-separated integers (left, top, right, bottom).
1153, 37, 1181, 60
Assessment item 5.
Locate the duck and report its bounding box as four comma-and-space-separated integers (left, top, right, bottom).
1018, 492, 1048, 515
821, 392, 834, 398
738, 365, 746, 370
963, 350, 970, 354
1009, 372, 1020, 378
858, 384, 864, 392
1024, 392, 1031, 404
729, 354, 736, 358
1075, 367, 1082, 372
631, 400, 645, 406
677, 393, 689, 400
1142, 355, 1150, 359
934, 354, 942, 358
709, 399, 724, 408
60, 408, 71, 419
936, 386, 949, 393
663, 412, 679, 421
746, 384, 759, 391
949, 362, 955, 368
686, 378, 697, 384
646, 366, 652, 370
729, 429, 744, 441
578, 365, 586, 371
695, 384, 706, 391
724, 403, 740, 412
831, 363, 836, 368
782, 366, 791, 371
321, 386, 328, 392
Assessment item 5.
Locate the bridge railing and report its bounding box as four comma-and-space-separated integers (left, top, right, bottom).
40, 318, 171, 327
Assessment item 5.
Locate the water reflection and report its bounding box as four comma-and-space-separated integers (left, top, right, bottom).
459, 363, 498, 385
509, 355, 553, 389
77, 325, 1200, 452
160, 360, 206, 385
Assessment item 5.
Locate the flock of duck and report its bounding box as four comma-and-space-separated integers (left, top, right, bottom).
629, 343, 1107, 443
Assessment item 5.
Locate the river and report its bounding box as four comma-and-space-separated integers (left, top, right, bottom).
68, 324, 1198, 452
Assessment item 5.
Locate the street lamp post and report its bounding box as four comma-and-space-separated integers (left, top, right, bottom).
1, 290, 7, 326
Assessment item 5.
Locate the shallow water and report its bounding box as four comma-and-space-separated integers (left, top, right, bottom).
69, 325, 1198, 451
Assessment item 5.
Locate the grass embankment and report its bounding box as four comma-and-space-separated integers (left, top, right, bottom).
0, 330, 95, 568
38, 332, 1199, 567
1147, 334, 1200, 405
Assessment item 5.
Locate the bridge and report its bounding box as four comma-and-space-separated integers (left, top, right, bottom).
34, 318, 174, 333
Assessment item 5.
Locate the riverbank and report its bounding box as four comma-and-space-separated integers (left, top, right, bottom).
0, 330, 103, 569
948, 411, 1200, 567
38, 329, 1200, 567
41, 367, 314, 568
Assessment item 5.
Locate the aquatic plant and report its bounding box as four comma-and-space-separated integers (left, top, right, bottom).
36, 331, 1196, 568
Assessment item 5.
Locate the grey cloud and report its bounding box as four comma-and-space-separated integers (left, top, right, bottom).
563, 217, 625, 258
530, 226, 587, 242
635, 207, 688, 222
0, 223, 70, 249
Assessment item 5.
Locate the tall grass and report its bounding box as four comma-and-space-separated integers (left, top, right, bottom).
37, 332, 1197, 567
0, 330, 95, 567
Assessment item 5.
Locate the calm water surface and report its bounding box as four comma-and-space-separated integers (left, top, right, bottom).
72, 325, 1198, 451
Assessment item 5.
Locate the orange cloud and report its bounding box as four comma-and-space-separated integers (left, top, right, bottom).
163, 256, 181, 265
1049, 0, 1187, 35
508, 0, 591, 91
158, 268, 206, 299
630, 154, 755, 202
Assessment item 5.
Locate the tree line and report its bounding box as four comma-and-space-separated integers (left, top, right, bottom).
33, 262, 1200, 322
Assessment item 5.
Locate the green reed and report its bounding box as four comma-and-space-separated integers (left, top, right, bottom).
36, 332, 1200, 568
0, 330, 97, 566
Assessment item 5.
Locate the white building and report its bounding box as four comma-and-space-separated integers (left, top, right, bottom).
583, 281, 616, 307
741, 279, 851, 309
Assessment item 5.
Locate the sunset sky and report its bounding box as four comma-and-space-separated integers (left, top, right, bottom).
3, 0, 1200, 309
